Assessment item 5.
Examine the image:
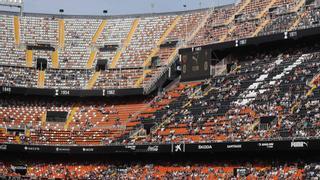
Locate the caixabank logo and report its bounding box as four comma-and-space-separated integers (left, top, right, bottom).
172, 143, 185, 152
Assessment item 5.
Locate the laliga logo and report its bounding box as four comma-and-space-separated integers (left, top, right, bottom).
56, 147, 70, 152
0, 145, 7, 150
82, 148, 94, 152
291, 141, 308, 148
24, 146, 40, 151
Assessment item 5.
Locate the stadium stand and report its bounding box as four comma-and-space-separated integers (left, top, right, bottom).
44, 69, 93, 89
0, 66, 37, 88
1, 0, 320, 178
0, 0, 320, 145
0, 158, 318, 179
0, 0, 319, 91
0, 95, 153, 145
131, 41, 320, 144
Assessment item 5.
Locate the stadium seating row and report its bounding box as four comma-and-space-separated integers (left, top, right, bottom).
1, 160, 318, 179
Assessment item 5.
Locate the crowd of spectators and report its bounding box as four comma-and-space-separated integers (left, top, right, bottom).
1, 160, 320, 179
1, 43, 319, 147
0, 94, 151, 145
0, 66, 37, 88
297, 5, 320, 30
45, 69, 93, 89
1, 0, 320, 147
133, 42, 320, 145
190, 0, 320, 46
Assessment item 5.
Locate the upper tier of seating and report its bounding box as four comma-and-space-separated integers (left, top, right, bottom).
0, 9, 207, 69
0, 0, 319, 91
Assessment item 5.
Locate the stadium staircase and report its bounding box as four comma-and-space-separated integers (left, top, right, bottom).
306, 85, 317, 97
58, 19, 65, 48
144, 10, 216, 93
163, 8, 215, 66
219, 0, 252, 42
92, 20, 107, 44
64, 105, 79, 130
147, 83, 205, 134
145, 9, 218, 93
129, 83, 195, 139
0, 128, 6, 140
86, 71, 101, 89
41, 111, 47, 128
25, 50, 33, 67
249, 120, 260, 131
290, 100, 301, 113
292, 0, 306, 13
287, 0, 307, 31
277, 108, 284, 128
289, 11, 308, 31
37, 70, 45, 88
255, 0, 277, 19
164, 49, 179, 65
145, 9, 216, 92
15, 136, 21, 144
135, 16, 181, 88
187, 8, 215, 43
86, 20, 107, 68
51, 50, 59, 68
13, 16, 20, 46
306, 73, 320, 97
52, 19, 65, 68
251, 18, 271, 37
25, 129, 31, 138
251, 0, 278, 37
142, 16, 181, 67
306, 84, 318, 97
110, 18, 140, 68
223, 0, 252, 26
243, 107, 257, 118
219, 26, 236, 43
86, 50, 97, 68
134, 69, 152, 88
